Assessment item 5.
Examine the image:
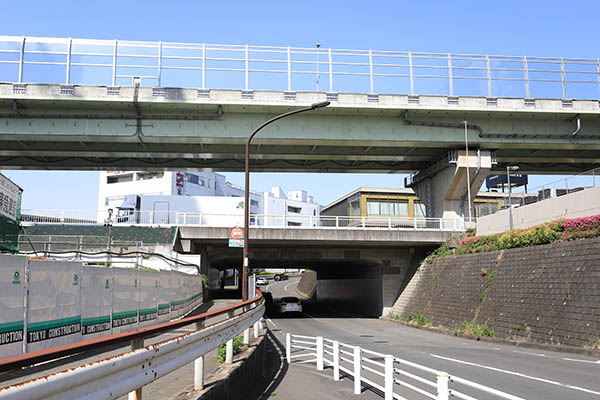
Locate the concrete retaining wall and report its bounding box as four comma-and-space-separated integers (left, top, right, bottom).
477, 186, 600, 235
391, 237, 600, 347
195, 333, 267, 400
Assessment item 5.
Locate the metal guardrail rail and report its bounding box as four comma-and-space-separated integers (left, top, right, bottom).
19, 210, 467, 231
285, 333, 524, 400
0, 291, 265, 400
1, 35, 599, 99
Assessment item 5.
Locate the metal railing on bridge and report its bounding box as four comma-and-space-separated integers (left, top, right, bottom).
20, 209, 467, 231
285, 333, 523, 400
1, 35, 599, 99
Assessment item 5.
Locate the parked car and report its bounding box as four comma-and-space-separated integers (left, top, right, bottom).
256, 277, 269, 285
278, 296, 302, 314
274, 273, 289, 281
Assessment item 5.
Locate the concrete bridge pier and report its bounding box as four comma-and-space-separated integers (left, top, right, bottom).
409, 150, 493, 220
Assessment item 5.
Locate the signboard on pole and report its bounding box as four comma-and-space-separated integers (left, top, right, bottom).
229, 227, 244, 248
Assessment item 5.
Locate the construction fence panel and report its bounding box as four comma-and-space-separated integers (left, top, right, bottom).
27, 260, 82, 352
81, 266, 112, 339
0, 255, 204, 358
158, 269, 172, 322
139, 269, 159, 328
170, 271, 183, 319
0, 254, 27, 358
111, 268, 140, 333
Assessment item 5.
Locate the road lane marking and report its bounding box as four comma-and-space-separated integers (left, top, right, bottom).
562, 357, 600, 364
429, 353, 600, 396
511, 350, 547, 357
283, 282, 296, 292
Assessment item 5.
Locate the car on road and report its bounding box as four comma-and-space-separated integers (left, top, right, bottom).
274, 273, 289, 281
278, 296, 302, 314
256, 277, 269, 285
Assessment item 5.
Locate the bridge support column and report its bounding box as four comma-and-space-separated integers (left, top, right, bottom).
408, 150, 494, 220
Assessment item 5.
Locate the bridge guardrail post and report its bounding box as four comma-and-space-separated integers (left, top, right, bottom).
384, 355, 394, 400
127, 337, 145, 400
253, 320, 259, 338
333, 340, 340, 381
436, 371, 450, 400
225, 338, 234, 363
194, 355, 205, 390
388, 217, 391, 229
353, 346, 361, 394
316, 336, 324, 371
286, 333, 291, 363
243, 328, 250, 344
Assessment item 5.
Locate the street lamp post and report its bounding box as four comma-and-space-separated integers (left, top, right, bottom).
506, 165, 519, 230
242, 101, 330, 300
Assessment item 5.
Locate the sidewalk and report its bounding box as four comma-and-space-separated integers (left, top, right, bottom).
251, 328, 382, 400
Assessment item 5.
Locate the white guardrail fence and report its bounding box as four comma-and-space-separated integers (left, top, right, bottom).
20, 210, 467, 231
285, 333, 523, 400
0, 291, 265, 400
1, 35, 599, 99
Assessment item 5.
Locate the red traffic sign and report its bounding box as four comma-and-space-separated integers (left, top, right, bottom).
229, 227, 244, 240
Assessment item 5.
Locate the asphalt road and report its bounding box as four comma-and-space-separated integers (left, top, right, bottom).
261, 277, 600, 400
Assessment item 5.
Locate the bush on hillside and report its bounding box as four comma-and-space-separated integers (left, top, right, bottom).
426, 214, 600, 261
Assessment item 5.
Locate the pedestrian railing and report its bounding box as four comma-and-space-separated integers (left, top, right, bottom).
0, 291, 265, 400
285, 333, 524, 400
20, 209, 467, 231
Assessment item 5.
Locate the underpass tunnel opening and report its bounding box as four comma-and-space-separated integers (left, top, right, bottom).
198, 243, 434, 317
311, 261, 384, 318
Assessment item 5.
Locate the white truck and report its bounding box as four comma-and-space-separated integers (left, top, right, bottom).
111, 194, 259, 226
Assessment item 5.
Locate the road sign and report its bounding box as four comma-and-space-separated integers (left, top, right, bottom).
229, 227, 244, 240
229, 239, 244, 248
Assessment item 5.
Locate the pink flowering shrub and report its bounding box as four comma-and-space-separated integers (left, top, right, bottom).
428, 215, 599, 261
562, 215, 600, 236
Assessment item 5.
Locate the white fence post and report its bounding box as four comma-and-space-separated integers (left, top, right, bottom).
316, 336, 324, 371
243, 328, 250, 345
253, 320, 259, 338
333, 340, 340, 381
225, 338, 233, 363
385, 355, 394, 400
286, 333, 291, 363
194, 356, 204, 390
388, 217, 391, 229
436, 372, 450, 400
353, 346, 361, 395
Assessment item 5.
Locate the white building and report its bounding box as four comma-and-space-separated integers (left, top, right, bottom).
97, 171, 320, 226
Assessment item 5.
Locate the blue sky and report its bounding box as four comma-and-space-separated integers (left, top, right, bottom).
2, 1, 599, 209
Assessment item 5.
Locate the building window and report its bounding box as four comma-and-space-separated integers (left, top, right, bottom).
414, 202, 426, 218
366, 200, 409, 216
107, 174, 133, 184
250, 200, 259, 207
287, 221, 302, 226
137, 172, 164, 181
287, 206, 301, 213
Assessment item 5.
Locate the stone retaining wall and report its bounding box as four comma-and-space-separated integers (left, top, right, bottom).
391, 237, 600, 347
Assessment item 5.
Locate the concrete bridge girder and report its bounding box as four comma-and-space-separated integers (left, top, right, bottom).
1, 84, 600, 173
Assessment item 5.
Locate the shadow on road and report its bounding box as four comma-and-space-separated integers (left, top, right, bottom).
249, 329, 289, 399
